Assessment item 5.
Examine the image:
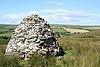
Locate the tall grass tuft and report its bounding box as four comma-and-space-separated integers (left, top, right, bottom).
0, 55, 21, 67
58, 38, 100, 67
29, 52, 56, 67
0, 45, 20, 67
1, 37, 100, 67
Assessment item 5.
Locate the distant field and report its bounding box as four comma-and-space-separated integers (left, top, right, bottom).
83, 27, 100, 29
70, 30, 100, 38
0, 24, 100, 67
50, 24, 66, 28
0, 32, 12, 37
0, 24, 100, 37
63, 27, 89, 33
52, 28, 66, 33
65, 25, 100, 29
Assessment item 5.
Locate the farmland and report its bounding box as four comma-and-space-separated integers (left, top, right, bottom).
0, 24, 100, 37
0, 24, 100, 67
63, 27, 89, 33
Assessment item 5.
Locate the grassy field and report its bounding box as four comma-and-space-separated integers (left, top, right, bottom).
0, 24, 100, 35
0, 32, 12, 37
70, 30, 100, 38
83, 27, 100, 30
0, 24, 100, 67
63, 28, 89, 33
53, 28, 66, 33
1, 37, 100, 67
58, 37, 100, 67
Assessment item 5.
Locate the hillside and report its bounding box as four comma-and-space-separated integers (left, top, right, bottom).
0, 24, 100, 67
0, 24, 100, 37
0, 24, 100, 45
70, 30, 100, 38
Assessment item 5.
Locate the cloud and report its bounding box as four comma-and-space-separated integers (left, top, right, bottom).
46, 1, 64, 5
1, 12, 32, 24
0, 9, 100, 25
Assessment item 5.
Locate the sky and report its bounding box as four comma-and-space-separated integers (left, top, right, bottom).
0, 0, 100, 25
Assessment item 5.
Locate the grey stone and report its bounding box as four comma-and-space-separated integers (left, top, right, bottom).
5, 14, 62, 59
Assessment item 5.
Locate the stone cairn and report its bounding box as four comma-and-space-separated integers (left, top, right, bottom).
5, 14, 63, 60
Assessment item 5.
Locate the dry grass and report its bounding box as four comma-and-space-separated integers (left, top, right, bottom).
63, 27, 89, 33
58, 37, 100, 67
0, 37, 100, 67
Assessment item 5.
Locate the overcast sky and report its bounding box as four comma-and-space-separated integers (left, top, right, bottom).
0, 0, 100, 25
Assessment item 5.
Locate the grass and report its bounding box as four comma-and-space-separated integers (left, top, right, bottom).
0, 37, 100, 67
0, 24, 100, 67
0, 32, 12, 37
50, 24, 66, 28
0, 45, 57, 67
83, 27, 100, 30
0, 38, 10, 45
0, 45, 20, 67
53, 28, 66, 33
64, 28, 89, 33
28, 52, 56, 67
70, 30, 100, 38
58, 37, 100, 67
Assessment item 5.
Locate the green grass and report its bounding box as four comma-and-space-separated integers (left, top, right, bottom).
0, 24, 100, 37
0, 39, 9, 45
70, 30, 100, 38
0, 24, 16, 29
0, 32, 12, 37
0, 24, 100, 67
50, 24, 66, 28
53, 28, 66, 32
1, 36, 100, 67
83, 27, 100, 29
58, 37, 100, 67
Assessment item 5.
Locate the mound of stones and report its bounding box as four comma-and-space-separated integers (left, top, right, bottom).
5, 14, 64, 60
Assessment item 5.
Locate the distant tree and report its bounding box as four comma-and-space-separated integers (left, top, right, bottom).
55, 32, 60, 38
